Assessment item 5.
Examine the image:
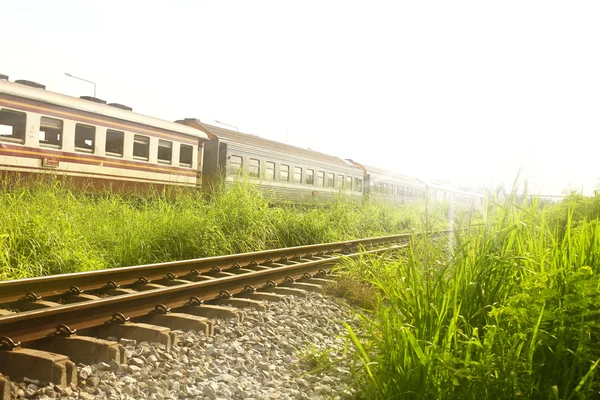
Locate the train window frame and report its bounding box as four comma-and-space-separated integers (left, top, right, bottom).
133, 134, 150, 161
327, 173, 335, 188
39, 116, 63, 149
74, 123, 96, 153
265, 161, 275, 181
248, 158, 260, 178
179, 144, 193, 167
230, 155, 243, 174
293, 166, 302, 183
345, 175, 352, 190
280, 164, 290, 181
0, 108, 26, 144
317, 171, 325, 186
157, 140, 173, 164
306, 169, 314, 185
105, 129, 124, 157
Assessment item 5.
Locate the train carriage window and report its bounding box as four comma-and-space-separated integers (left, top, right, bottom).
133, 135, 150, 161
157, 140, 172, 164
179, 144, 193, 167
39, 116, 63, 148
280, 164, 290, 181
0, 109, 26, 143
345, 176, 352, 190
306, 169, 314, 185
105, 130, 124, 157
355, 178, 362, 192
337, 175, 343, 188
230, 155, 243, 174
316, 171, 325, 186
265, 161, 275, 180
327, 173, 335, 187
249, 159, 260, 178
293, 167, 302, 183
74, 123, 95, 153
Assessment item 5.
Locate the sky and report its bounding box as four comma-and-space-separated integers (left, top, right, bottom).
2, 1, 599, 195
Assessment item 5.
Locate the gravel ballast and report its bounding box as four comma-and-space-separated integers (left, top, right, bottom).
10, 292, 357, 400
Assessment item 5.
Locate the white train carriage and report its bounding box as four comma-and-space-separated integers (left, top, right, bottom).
178, 119, 364, 202
0, 77, 208, 191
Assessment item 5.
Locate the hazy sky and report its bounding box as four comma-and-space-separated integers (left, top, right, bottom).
2, 1, 599, 195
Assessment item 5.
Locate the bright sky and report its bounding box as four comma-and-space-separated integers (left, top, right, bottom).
2, 1, 599, 195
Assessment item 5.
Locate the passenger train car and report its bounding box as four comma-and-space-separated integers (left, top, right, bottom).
347, 161, 428, 204
179, 119, 364, 202
0, 76, 208, 192
0, 75, 483, 209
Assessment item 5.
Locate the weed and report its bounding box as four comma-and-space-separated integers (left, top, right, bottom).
0, 177, 455, 280
342, 193, 600, 399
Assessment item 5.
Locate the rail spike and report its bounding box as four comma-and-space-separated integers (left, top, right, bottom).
152, 304, 171, 314
23, 292, 42, 302
0, 336, 21, 351
54, 324, 77, 337
106, 313, 130, 324
217, 290, 232, 299
242, 285, 256, 293
186, 296, 204, 306
104, 280, 120, 290
136, 276, 150, 285
265, 280, 277, 288
67, 286, 84, 296
165, 272, 177, 280
284, 276, 296, 284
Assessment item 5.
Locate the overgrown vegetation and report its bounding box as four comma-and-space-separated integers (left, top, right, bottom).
341, 193, 600, 399
0, 178, 450, 280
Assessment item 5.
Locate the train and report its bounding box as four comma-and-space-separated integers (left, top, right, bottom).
0, 76, 483, 210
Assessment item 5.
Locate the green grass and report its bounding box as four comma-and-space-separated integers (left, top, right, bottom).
0, 177, 453, 280
340, 193, 600, 399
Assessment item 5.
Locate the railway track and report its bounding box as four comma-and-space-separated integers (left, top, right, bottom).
0, 230, 446, 399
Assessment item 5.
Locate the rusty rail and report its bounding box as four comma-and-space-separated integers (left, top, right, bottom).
0, 230, 452, 347
0, 231, 443, 304
0, 246, 398, 344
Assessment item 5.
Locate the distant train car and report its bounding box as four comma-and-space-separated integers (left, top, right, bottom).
347, 160, 428, 204
178, 119, 364, 202
0, 77, 208, 192
428, 183, 484, 211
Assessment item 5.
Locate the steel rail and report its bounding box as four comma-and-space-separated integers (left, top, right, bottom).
0, 245, 400, 344
0, 231, 444, 304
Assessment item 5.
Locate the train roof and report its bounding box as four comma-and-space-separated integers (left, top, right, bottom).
347, 160, 425, 185
0, 79, 208, 140
186, 120, 361, 170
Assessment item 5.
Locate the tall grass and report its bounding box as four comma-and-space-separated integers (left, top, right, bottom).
343, 194, 600, 399
0, 178, 451, 280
